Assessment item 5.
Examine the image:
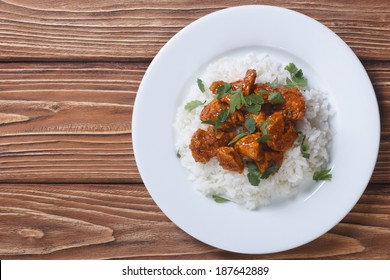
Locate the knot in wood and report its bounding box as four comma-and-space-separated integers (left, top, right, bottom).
17, 228, 45, 239
48, 103, 61, 112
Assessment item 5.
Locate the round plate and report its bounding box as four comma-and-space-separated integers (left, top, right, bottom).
132, 5, 380, 253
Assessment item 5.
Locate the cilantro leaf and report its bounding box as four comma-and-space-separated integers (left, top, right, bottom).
247, 160, 259, 174
258, 89, 270, 95
299, 134, 310, 159
216, 82, 232, 99
202, 109, 229, 131
284, 63, 298, 74
295, 69, 304, 78
245, 116, 256, 133
228, 132, 248, 146
245, 104, 262, 114
201, 120, 215, 125
257, 120, 272, 143
301, 144, 310, 159
292, 71, 308, 86
244, 94, 263, 114
248, 172, 260, 186
214, 108, 229, 131
256, 134, 270, 143
246, 161, 260, 186
266, 78, 278, 89
176, 148, 181, 158
244, 94, 264, 106
286, 77, 294, 87
261, 166, 278, 179
197, 78, 205, 93
285, 62, 307, 87
268, 91, 285, 104
212, 195, 230, 203
313, 169, 332, 181
260, 120, 272, 136
184, 100, 205, 111
229, 89, 246, 112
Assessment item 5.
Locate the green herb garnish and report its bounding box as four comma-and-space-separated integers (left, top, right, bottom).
258, 89, 270, 95
257, 134, 269, 143
244, 94, 264, 105
300, 134, 310, 159
246, 162, 278, 184
244, 93, 264, 114
266, 78, 278, 89
216, 82, 232, 99
260, 121, 271, 134
215, 108, 229, 130
228, 132, 248, 146
229, 89, 247, 112
176, 149, 181, 158
268, 91, 285, 104
284, 63, 298, 74
245, 104, 262, 114
248, 172, 260, 186
184, 100, 205, 112
197, 78, 205, 93
212, 195, 230, 203
201, 108, 229, 132
244, 116, 256, 134
257, 120, 272, 143
246, 160, 260, 186
261, 166, 279, 179
285, 63, 307, 87
201, 120, 215, 125
313, 168, 332, 181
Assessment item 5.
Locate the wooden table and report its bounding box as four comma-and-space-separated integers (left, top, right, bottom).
0, 0, 389, 260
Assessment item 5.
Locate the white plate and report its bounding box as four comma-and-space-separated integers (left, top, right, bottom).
132, 5, 380, 254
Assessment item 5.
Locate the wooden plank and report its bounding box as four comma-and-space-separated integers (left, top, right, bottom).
0, 62, 142, 183
0, 0, 388, 61
0, 183, 388, 259
0, 207, 114, 255
0, 61, 389, 183
365, 61, 390, 183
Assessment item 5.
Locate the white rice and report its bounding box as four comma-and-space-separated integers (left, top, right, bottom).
173, 53, 332, 210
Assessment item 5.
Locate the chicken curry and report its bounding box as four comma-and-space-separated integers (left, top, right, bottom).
189, 69, 306, 181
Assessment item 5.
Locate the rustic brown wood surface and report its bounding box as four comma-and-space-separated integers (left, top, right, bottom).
0, 0, 389, 259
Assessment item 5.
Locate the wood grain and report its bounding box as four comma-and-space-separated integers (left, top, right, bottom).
0, 0, 389, 260
0, 62, 142, 183
0, 62, 389, 183
0, 183, 388, 259
0, 207, 114, 255
0, 0, 388, 61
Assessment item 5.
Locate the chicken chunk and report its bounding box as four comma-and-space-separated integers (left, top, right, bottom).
209, 80, 225, 93
241, 69, 257, 96
254, 83, 276, 94
246, 111, 267, 130
255, 148, 284, 173
209, 79, 243, 105
275, 86, 306, 121
200, 99, 224, 121
209, 69, 256, 104
210, 82, 232, 104
234, 132, 262, 161
216, 146, 244, 173
254, 83, 276, 104
209, 78, 241, 92
265, 112, 298, 152
189, 127, 233, 163
200, 99, 244, 130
